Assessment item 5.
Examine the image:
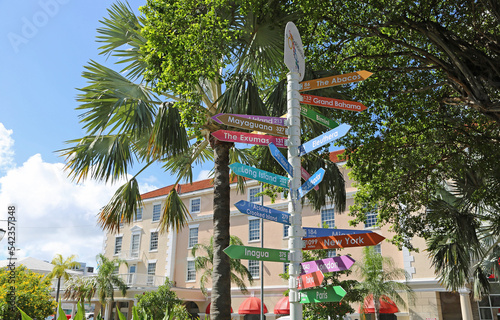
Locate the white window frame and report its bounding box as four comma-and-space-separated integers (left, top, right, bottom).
147, 261, 157, 286
188, 225, 199, 249
152, 203, 161, 222
114, 235, 123, 255
190, 198, 201, 214
248, 187, 262, 204
321, 206, 335, 229
186, 259, 196, 282
149, 231, 158, 251
365, 210, 378, 229
134, 207, 143, 221
248, 217, 260, 242
248, 260, 260, 279
130, 232, 141, 259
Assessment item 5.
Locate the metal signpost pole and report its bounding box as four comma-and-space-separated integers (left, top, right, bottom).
260, 195, 264, 320
287, 71, 303, 320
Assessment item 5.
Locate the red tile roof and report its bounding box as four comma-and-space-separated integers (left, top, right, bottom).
142, 150, 345, 200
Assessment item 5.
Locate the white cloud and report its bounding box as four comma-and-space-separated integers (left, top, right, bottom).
196, 169, 212, 181
0, 152, 125, 267
0, 123, 15, 174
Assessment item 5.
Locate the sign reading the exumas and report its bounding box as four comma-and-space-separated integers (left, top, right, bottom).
212, 130, 287, 148
284, 21, 305, 81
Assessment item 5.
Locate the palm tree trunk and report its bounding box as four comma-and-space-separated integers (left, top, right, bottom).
374, 297, 380, 320
55, 277, 61, 318
210, 138, 233, 320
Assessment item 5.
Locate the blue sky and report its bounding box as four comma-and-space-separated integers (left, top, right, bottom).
0, 0, 212, 266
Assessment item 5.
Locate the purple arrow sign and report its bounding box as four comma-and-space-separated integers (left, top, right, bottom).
300, 255, 356, 275
212, 113, 287, 126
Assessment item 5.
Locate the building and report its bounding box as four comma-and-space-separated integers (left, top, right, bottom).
100, 150, 494, 320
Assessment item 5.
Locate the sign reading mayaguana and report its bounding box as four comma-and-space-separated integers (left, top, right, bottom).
214, 114, 288, 137
224, 245, 290, 263
212, 113, 286, 126
299, 70, 373, 92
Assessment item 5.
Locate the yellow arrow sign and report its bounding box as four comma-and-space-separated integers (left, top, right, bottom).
299, 70, 373, 92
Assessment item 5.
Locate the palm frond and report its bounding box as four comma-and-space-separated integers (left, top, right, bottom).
159, 188, 191, 233
217, 73, 266, 116
161, 140, 211, 184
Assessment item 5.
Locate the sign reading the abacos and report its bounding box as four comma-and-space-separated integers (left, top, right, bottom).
298, 124, 351, 156
299, 70, 373, 92
229, 163, 289, 189
235, 200, 291, 225
284, 21, 305, 81
303, 227, 373, 238
212, 130, 287, 148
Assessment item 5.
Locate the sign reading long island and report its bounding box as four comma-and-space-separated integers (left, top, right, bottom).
229, 163, 289, 188
212, 130, 287, 148
224, 245, 290, 263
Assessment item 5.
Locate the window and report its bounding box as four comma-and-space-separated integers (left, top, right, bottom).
248, 260, 259, 278
114, 236, 122, 255
127, 265, 136, 285
365, 210, 378, 228
150, 232, 158, 251
188, 227, 198, 248
186, 260, 196, 281
190, 198, 201, 213
249, 219, 260, 242
131, 234, 140, 258
152, 204, 161, 222
373, 244, 381, 255
284, 262, 289, 274
283, 225, 289, 238
327, 249, 337, 258
248, 187, 261, 204
321, 207, 335, 228
134, 207, 143, 221
147, 262, 156, 285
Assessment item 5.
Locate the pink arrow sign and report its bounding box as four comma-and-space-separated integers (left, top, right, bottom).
300, 255, 356, 275
212, 130, 287, 148
301, 94, 367, 112
297, 270, 324, 290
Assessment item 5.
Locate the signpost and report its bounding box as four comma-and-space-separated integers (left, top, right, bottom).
212, 113, 286, 126
301, 94, 367, 112
224, 245, 290, 263
297, 270, 324, 290
299, 286, 347, 303
213, 114, 288, 137
302, 232, 385, 250
300, 255, 356, 275
284, 22, 305, 81
297, 168, 325, 199
212, 130, 287, 148
229, 163, 289, 188
303, 227, 373, 238
300, 106, 339, 129
234, 200, 291, 225
299, 70, 373, 92
298, 124, 351, 157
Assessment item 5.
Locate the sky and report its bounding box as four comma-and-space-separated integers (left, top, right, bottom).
0, 0, 212, 267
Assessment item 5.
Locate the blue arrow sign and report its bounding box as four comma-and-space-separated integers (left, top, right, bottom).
303, 227, 373, 238
229, 163, 289, 188
297, 168, 325, 199
269, 143, 293, 176
235, 200, 291, 225
298, 124, 351, 156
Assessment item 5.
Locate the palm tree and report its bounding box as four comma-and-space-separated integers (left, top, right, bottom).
60, 2, 346, 319
191, 235, 253, 296
46, 254, 81, 316
95, 253, 128, 320
63, 275, 98, 305
355, 246, 414, 320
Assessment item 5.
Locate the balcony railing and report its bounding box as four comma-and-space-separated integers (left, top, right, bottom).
118, 273, 167, 288
113, 250, 145, 262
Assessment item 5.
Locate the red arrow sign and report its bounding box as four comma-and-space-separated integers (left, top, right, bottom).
301, 94, 367, 112
297, 270, 324, 290
211, 130, 287, 148
302, 232, 385, 250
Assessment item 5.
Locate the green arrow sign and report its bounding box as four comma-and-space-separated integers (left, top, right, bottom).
224, 245, 290, 263
299, 286, 347, 303
300, 106, 339, 130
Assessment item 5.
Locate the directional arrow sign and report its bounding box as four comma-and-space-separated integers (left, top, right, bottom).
269, 143, 293, 176
298, 124, 351, 157
300, 106, 339, 130
229, 163, 289, 188
214, 114, 288, 137
299, 70, 373, 92
235, 200, 291, 225
212, 113, 286, 126
212, 130, 287, 148
301, 94, 367, 112
297, 168, 325, 199
297, 270, 324, 290
303, 232, 385, 250
300, 255, 356, 275
224, 245, 290, 262
299, 286, 347, 303
300, 167, 319, 191
303, 227, 373, 238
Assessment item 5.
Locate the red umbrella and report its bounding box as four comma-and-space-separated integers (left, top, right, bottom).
359, 294, 399, 314
238, 297, 268, 314
274, 296, 290, 315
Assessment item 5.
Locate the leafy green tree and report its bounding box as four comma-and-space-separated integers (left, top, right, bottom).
95, 254, 128, 320
191, 235, 253, 296
46, 254, 81, 316
135, 278, 183, 319
61, 2, 347, 320
0, 265, 56, 319
355, 246, 414, 320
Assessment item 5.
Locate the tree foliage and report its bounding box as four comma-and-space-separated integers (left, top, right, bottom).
135, 278, 183, 319
0, 265, 56, 320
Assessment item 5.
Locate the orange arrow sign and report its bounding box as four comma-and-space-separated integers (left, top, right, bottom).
299, 70, 373, 92
297, 270, 324, 290
302, 232, 385, 250
301, 94, 367, 112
